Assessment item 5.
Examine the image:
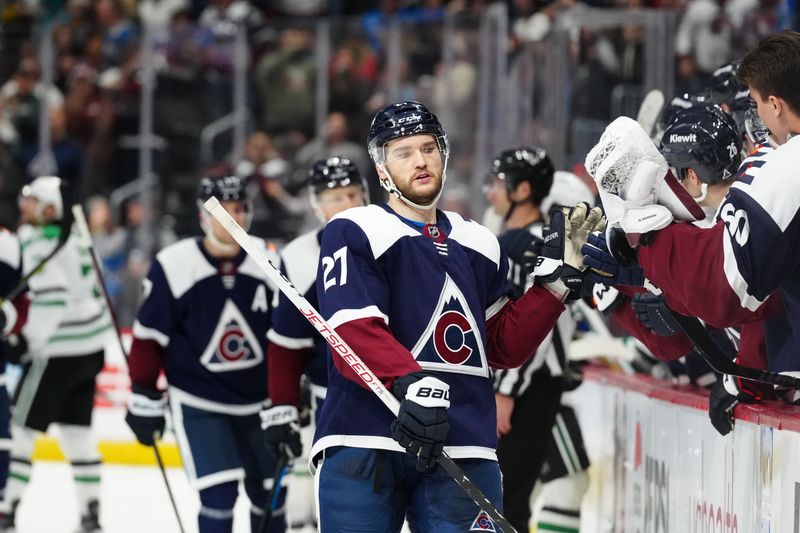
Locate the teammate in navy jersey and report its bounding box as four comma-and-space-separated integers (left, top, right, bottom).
261, 157, 367, 530
311, 101, 604, 532
486, 148, 591, 533
125, 175, 286, 533
0, 230, 21, 530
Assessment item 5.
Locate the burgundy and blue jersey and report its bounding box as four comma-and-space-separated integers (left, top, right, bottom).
638, 135, 800, 371
311, 204, 564, 461
129, 237, 280, 412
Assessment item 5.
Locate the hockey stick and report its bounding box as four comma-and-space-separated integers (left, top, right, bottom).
72, 204, 187, 531
669, 310, 800, 389
635, 89, 664, 138
152, 433, 186, 533
258, 454, 290, 533
71, 205, 128, 360
204, 197, 518, 533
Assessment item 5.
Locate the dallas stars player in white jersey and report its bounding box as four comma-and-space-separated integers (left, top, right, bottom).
3, 176, 111, 532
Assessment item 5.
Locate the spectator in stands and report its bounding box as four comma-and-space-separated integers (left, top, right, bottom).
674, 0, 733, 83
292, 112, 371, 190
23, 107, 82, 187
138, 0, 190, 32
254, 26, 316, 142
63, 64, 116, 195
234, 133, 308, 242
95, 0, 138, 68
329, 36, 378, 135
0, 59, 64, 155
87, 195, 127, 302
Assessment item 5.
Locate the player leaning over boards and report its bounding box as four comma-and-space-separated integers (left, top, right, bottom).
125, 175, 287, 533
3, 177, 111, 533
311, 101, 605, 532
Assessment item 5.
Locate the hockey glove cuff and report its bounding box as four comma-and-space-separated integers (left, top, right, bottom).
0, 300, 15, 337
260, 404, 303, 460
391, 372, 450, 472
125, 384, 167, 446
631, 293, 681, 336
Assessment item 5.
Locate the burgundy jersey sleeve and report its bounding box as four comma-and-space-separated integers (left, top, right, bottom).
485, 285, 565, 369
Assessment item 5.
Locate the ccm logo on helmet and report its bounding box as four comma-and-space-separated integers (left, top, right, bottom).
669, 133, 697, 143
396, 113, 422, 124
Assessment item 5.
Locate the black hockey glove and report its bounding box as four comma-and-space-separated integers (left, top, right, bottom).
125, 384, 167, 446
631, 293, 682, 336
708, 374, 759, 436
533, 203, 606, 302
391, 371, 450, 472
581, 230, 644, 287
2, 334, 28, 365
260, 404, 303, 460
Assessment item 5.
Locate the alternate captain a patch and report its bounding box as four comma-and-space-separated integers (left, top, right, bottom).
411, 274, 488, 377
200, 300, 264, 371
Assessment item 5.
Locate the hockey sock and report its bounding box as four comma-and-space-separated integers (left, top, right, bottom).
0, 449, 9, 504
536, 470, 589, 533
199, 481, 238, 533
3, 425, 36, 512
245, 474, 285, 533
58, 424, 102, 515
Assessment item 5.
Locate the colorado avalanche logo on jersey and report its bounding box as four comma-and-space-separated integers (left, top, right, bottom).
410, 274, 488, 377
469, 511, 497, 531
200, 300, 264, 372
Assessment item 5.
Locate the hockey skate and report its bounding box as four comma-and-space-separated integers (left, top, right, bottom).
77, 500, 102, 533
0, 500, 19, 532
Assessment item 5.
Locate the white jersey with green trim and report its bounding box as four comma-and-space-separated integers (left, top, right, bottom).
18, 223, 111, 358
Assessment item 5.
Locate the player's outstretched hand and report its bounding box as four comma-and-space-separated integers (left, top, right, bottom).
260, 404, 303, 460
533, 203, 606, 302
582, 230, 644, 287
708, 373, 760, 436
125, 384, 167, 446
631, 293, 681, 336
391, 371, 450, 472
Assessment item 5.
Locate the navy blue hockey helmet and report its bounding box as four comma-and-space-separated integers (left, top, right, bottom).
706, 62, 743, 106
366, 101, 449, 165
197, 174, 249, 204
489, 147, 555, 205
308, 156, 366, 195
653, 92, 708, 144
659, 104, 743, 185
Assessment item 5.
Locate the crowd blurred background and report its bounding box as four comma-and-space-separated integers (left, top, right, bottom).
0, 0, 794, 323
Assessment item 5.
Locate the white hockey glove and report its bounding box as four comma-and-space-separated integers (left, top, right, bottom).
585, 116, 705, 246
0, 299, 17, 337
533, 203, 606, 302
260, 404, 303, 460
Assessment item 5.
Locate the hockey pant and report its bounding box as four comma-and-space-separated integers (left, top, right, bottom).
315, 447, 503, 532
169, 389, 286, 533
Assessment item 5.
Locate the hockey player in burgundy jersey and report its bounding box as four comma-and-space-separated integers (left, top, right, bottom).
311, 101, 605, 531
125, 175, 286, 533
584, 33, 800, 433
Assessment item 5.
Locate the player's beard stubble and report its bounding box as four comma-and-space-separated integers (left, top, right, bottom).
395, 169, 443, 206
